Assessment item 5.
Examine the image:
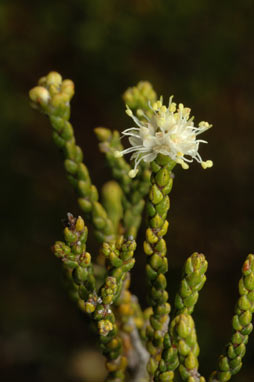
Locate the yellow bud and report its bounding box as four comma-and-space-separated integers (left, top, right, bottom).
98, 320, 113, 336
84, 302, 95, 313
38, 76, 47, 86
29, 86, 50, 104
51, 92, 70, 107
61, 79, 75, 98
75, 216, 85, 231
46, 71, 62, 87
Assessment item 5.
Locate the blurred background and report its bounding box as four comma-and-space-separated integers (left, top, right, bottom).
1, 0, 254, 381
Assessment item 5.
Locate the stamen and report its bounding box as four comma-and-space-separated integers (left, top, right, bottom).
129, 169, 139, 178
201, 160, 213, 169
114, 151, 123, 158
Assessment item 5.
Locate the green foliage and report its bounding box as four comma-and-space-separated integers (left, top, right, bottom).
29, 72, 254, 382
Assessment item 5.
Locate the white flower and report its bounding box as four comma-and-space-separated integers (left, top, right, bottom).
115, 97, 213, 177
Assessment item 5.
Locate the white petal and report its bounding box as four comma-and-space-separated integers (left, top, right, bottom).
129, 136, 142, 146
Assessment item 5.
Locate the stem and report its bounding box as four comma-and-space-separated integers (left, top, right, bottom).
144, 154, 175, 379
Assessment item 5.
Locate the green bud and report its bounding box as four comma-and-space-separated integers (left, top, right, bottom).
109, 252, 123, 267
64, 227, 77, 243
235, 343, 246, 357
122, 258, 135, 272
161, 177, 173, 195
155, 303, 171, 316
149, 184, 163, 204
150, 316, 162, 330
94, 127, 112, 141
185, 257, 194, 274
177, 319, 190, 339
188, 270, 203, 288
185, 352, 198, 370
146, 264, 158, 280
77, 163, 90, 181
79, 252, 91, 266
163, 347, 177, 364
155, 154, 170, 166
217, 371, 231, 382
78, 284, 89, 300
175, 294, 185, 311
239, 278, 248, 296
151, 161, 161, 173
155, 167, 170, 187
64, 159, 78, 175
157, 221, 169, 237
232, 332, 243, 345
247, 290, 254, 304
228, 356, 241, 372
156, 196, 170, 217
61, 79, 74, 98
159, 371, 174, 382
146, 228, 159, 244
147, 201, 156, 217
238, 295, 251, 311
63, 260, 77, 269
150, 254, 162, 270
52, 131, 65, 148
46, 71, 62, 87
244, 273, 254, 290
232, 315, 242, 331
112, 267, 123, 280
178, 364, 190, 380
73, 266, 88, 284
74, 145, 83, 163
218, 356, 230, 371
242, 256, 253, 276
61, 122, 74, 140
103, 295, 114, 305
183, 292, 198, 308
159, 257, 168, 274
89, 185, 99, 201
154, 274, 167, 290
239, 310, 252, 326
241, 322, 253, 335
93, 216, 106, 229
150, 214, 164, 228
230, 363, 242, 376
227, 344, 236, 359
180, 279, 192, 298
155, 238, 167, 255
51, 92, 70, 107
78, 198, 92, 213
147, 357, 158, 376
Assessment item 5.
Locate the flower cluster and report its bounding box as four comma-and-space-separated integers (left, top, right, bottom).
115, 98, 213, 177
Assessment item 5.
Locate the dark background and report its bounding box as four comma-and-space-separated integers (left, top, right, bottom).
1, 1, 254, 381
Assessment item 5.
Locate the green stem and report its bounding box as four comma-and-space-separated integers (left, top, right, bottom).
29, 71, 115, 243
209, 254, 254, 382
144, 154, 175, 378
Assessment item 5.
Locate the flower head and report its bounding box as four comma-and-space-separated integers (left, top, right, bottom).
115, 97, 213, 177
